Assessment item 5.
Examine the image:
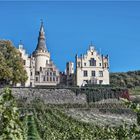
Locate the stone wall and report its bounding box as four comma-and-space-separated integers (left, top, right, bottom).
0, 88, 87, 104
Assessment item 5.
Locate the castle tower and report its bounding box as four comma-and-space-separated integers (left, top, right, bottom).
18, 41, 31, 87
33, 21, 50, 71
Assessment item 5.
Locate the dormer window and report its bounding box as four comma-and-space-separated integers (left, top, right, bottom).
89, 58, 96, 66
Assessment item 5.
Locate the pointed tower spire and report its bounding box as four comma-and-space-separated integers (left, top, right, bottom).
35, 20, 47, 52
40, 19, 44, 34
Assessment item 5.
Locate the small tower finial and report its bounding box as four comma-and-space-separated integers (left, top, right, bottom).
19, 40, 23, 49
40, 19, 44, 33
19, 40, 22, 45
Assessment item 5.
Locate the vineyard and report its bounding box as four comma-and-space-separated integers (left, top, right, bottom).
1, 88, 140, 140
20, 105, 140, 140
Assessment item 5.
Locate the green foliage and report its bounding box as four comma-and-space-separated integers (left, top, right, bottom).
1, 88, 140, 139
75, 86, 128, 103
123, 98, 140, 126
25, 105, 139, 140
0, 88, 24, 139
25, 115, 42, 140
110, 70, 140, 88
0, 40, 28, 86
18, 99, 140, 140
130, 86, 140, 95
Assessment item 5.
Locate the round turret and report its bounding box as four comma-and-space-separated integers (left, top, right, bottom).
33, 21, 50, 71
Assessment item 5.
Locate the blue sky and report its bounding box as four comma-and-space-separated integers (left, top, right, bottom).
0, 1, 140, 72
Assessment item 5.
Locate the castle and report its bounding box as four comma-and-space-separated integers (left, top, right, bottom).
75, 45, 109, 86
18, 21, 60, 87
18, 21, 109, 87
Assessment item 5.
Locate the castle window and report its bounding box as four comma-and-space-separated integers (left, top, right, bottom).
36, 77, 38, 81
53, 77, 55, 81
23, 60, 26, 65
40, 67, 42, 71
99, 63, 102, 66
89, 58, 96, 66
47, 77, 49, 81
91, 71, 96, 77
50, 77, 52, 81
50, 72, 52, 76
91, 52, 93, 55
104, 63, 107, 68
46, 60, 48, 64
35, 71, 39, 75
78, 62, 80, 67
53, 72, 56, 76
99, 71, 103, 77
31, 72, 32, 76
84, 63, 86, 66
56, 77, 58, 81
83, 70, 88, 77
43, 76, 45, 81
47, 72, 49, 76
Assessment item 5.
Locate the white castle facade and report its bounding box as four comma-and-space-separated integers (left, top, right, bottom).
75, 45, 109, 86
18, 21, 109, 87
18, 21, 60, 87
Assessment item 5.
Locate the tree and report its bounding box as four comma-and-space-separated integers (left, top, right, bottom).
0, 40, 28, 86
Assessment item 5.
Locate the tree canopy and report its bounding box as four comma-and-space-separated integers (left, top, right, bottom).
110, 70, 140, 88
0, 40, 27, 86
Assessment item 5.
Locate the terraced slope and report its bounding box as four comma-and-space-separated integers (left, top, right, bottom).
20, 107, 138, 140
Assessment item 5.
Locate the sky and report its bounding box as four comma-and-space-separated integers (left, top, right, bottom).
0, 1, 140, 72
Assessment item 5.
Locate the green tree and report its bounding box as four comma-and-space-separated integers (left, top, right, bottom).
0, 40, 27, 86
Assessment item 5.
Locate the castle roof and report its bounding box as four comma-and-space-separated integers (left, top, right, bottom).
35, 21, 48, 52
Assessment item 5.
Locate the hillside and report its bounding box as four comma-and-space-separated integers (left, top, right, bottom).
110, 70, 140, 88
